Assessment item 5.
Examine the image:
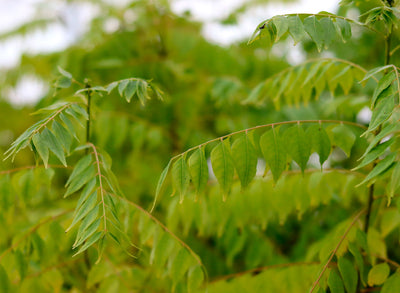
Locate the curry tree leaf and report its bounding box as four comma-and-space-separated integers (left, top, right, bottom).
357, 153, 396, 186
306, 124, 331, 167
32, 132, 49, 167
367, 95, 395, 133
169, 249, 193, 285
65, 154, 93, 187
66, 190, 98, 232
304, 16, 324, 52
330, 125, 356, 157
328, 269, 345, 293
172, 156, 191, 203
231, 133, 257, 189
272, 15, 288, 41
52, 120, 72, 154
368, 263, 390, 286
288, 15, 307, 45
354, 139, 394, 170
371, 71, 395, 108
283, 124, 310, 172
73, 218, 101, 249
187, 265, 204, 293
124, 80, 138, 103
41, 128, 67, 166
188, 148, 208, 196
388, 162, 400, 203
118, 80, 129, 97
211, 139, 235, 198
0, 264, 10, 293
260, 127, 286, 181
338, 257, 357, 293
381, 271, 400, 293
320, 17, 337, 49
137, 80, 149, 105
64, 165, 96, 197
72, 232, 103, 257
74, 205, 99, 247
334, 18, 351, 42
363, 123, 400, 155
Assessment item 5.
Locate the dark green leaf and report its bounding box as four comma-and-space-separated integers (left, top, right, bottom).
0, 264, 10, 293
231, 134, 257, 189
65, 154, 93, 187
288, 15, 307, 45
260, 127, 286, 181
188, 148, 208, 195
304, 16, 324, 51
320, 17, 337, 49
41, 128, 67, 166
334, 18, 351, 42
354, 139, 394, 170
283, 125, 311, 172
328, 269, 345, 293
52, 120, 72, 153
64, 165, 96, 197
124, 80, 138, 103
371, 71, 396, 108
172, 156, 191, 203
211, 140, 235, 198
66, 190, 98, 232
357, 153, 396, 186
306, 124, 331, 167
338, 257, 357, 293
367, 96, 395, 133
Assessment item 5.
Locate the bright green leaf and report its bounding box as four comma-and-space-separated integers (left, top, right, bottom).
211, 140, 235, 198
283, 124, 310, 172
172, 156, 191, 203
231, 134, 257, 189
188, 148, 208, 196
338, 257, 357, 293
260, 127, 286, 181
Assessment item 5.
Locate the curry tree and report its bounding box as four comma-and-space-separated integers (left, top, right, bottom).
1, 0, 400, 292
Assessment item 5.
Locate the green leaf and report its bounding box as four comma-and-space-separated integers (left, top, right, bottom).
372, 71, 396, 108
354, 139, 394, 170
381, 271, 400, 293
152, 160, 171, 212
172, 156, 191, 203
360, 65, 393, 83
74, 205, 99, 247
73, 218, 101, 249
304, 16, 324, 52
64, 165, 96, 197
367, 95, 395, 133
72, 231, 103, 257
283, 125, 310, 172
348, 242, 366, 286
70, 104, 88, 120
211, 140, 235, 198
169, 249, 192, 284
52, 120, 72, 154
320, 17, 337, 49
137, 80, 149, 105
231, 134, 257, 189
59, 112, 79, 140
260, 127, 286, 181
32, 132, 49, 168
106, 81, 118, 93
41, 128, 67, 166
306, 124, 331, 167
338, 257, 357, 293
368, 263, 390, 286
65, 154, 93, 187
328, 269, 345, 293
357, 153, 396, 186
0, 264, 10, 293
188, 148, 208, 196
124, 80, 138, 102
363, 123, 400, 156
334, 18, 351, 42
58, 66, 72, 79
388, 162, 400, 203
66, 190, 98, 232
118, 80, 129, 97
188, 266, 204, 292
288, 15, 307, 45
272, 15, 288, 41
330, 125, 356, 157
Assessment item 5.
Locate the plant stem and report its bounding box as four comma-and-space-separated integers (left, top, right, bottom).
85, 82, 92, 144
364, 21, 393, 233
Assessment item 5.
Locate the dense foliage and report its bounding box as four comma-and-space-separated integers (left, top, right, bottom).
1, 0, 400, 292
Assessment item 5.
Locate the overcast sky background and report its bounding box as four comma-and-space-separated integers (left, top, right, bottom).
0, 0, 339, 105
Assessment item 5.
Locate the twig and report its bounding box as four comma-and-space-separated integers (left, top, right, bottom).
309, 209, 366, 292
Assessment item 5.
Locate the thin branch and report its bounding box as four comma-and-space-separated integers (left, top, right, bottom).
211, 261, 320, 283
0, 210, 72, 262
171, 120, 367, 162
88, 143, 107, 232
309, 209, 366, 293
33, 103, 75, 135
112, 193, 204, 269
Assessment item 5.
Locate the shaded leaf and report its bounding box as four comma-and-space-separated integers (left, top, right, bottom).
211, 140, 235, 198
357, 153, 396, 186
328, 269, 345, 293
260, 127, 286, 181
338, 257, 357, 293
368, 263, 390, 286
283, 125, 310, 172
188, 148, 208, 196
330, 125, 356, 157
172, 156, 191, 203
231, 134, 257, 189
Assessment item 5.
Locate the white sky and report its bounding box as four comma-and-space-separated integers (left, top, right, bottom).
0, 0, 339, 105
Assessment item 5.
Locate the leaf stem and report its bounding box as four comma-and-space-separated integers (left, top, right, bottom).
309, 209, 366, 292
85, 81, 92, 145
